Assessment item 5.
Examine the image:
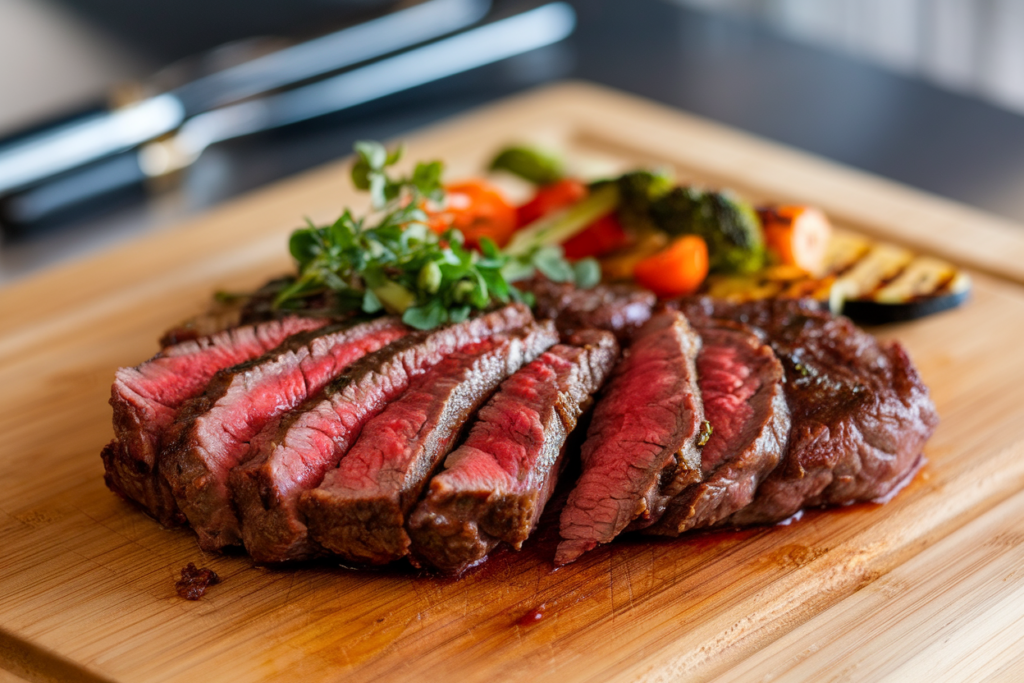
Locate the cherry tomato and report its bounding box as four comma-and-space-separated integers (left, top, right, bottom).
633, 235, 709, 298
427, 180, 518, 248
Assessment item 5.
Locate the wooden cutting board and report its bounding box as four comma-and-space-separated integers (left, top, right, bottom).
4, 82, 1024, 683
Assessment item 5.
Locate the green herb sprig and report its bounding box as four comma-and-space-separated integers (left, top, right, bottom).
273, 141, 599, 330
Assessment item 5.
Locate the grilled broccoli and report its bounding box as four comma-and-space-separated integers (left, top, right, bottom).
650, 187, 765, 274
592, 170, 673, 232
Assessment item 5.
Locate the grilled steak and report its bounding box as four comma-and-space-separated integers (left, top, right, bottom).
162, 317, 409, 550
645, 321, 789, 535
300, 321, 559, 564
102, 316, 327, 525
554, 311, 703, 565
676, 297, 939, 522
231, 305, 535, 562
519, 276, 655, 340
409, 330, 619, 574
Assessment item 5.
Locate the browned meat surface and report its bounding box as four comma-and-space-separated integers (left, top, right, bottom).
646, 321, 789, 535
555, 312, 703, 565
175, 563, 220, 600
162, 318, 409, 550
300, 322, 558, 565
675, 297, 939, 523
102, 316, 327, 526
409, 330, 619, 574
518, 276, 655, 340
231, 305, 534, 563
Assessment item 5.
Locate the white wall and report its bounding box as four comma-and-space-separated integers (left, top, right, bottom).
0, 0, 150, 137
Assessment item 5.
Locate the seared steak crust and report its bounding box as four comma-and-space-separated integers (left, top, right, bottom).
300, 322, 559, 564
519, 276, 655, 341
162, 318, 408, 550
103, 316, 326, 525
409, 330, 619, 574
231, 305, 534, 563
555, 312, 703, 565
646, 322, 789, 535
676, 297, 939, 523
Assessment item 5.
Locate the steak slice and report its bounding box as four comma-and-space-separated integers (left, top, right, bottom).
102, 316, 327, 525
676, 297, 938, 523
555, 311, 703, 565
231, 304, 534, 563
408, 330, 619, 574
162, 317, 409, 550
300, 321, 559, 564
645, 322, 790, 535
518, 276, 655, 340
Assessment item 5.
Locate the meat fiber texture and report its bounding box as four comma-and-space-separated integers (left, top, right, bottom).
103, 316, 327, 526
162, 317, 409, 550
231, 304, 535, 563
646, 321, 790, 535
300, 321, 559, 565
408, 330, 620, 574
677, 297, 939, 523
520, 276, 655, 341
555, 311, 704, 566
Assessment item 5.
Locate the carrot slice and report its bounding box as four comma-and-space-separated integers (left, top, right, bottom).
427, 180, 518, 248
633, 235, 709, 297
759, 206, 833, 275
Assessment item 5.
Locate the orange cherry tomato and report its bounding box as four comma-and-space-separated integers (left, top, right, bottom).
427, 180, 518, 248
516, 178, 588, 227
562, 213, 630, 259
633, 235, 709, 298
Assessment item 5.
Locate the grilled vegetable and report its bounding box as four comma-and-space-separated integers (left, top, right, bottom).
562, 213, 630, 259
650, 187, 766, 274
840, 254, 971, 323
489, 145, 565, 186
426, 179, 518, 248
759, 205, 833, 275
516, 178, 588, 227
633, 235, 709, 297
600, 231, 669, 281
504, 183, 620, 257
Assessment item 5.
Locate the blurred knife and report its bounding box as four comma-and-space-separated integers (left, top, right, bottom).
0, 0, 491, 196
1, 3, 576, 233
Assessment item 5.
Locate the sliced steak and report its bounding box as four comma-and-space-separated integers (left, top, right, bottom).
231, 304, 535, 563
519, 276, 655, 340
162, 317, 409, 550
555, 312, 704, 565
300, 321, 559, 564
676, 297, 939, 522
102, 316, 326, 525
645, 321, 790, 535
408, 330, 619, 574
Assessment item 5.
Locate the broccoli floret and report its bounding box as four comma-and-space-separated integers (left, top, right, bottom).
651, 187, 765, 274
588, 170, 673, 232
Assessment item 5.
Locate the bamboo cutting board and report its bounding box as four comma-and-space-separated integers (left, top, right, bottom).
4, 82, 1024, 683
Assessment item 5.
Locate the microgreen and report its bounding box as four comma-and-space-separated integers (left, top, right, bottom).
273, 141, 598, 330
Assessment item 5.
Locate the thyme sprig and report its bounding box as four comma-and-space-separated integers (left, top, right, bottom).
273, 141, 598, 330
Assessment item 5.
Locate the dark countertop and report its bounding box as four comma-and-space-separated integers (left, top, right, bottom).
5, 0, 1024, 282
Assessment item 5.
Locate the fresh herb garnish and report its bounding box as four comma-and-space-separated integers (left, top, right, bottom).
273, 141, 598, 330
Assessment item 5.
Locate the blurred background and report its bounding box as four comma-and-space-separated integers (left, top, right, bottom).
4, 0, 1024, 282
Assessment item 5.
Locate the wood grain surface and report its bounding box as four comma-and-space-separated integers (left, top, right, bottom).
3, 82, 1024, 683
